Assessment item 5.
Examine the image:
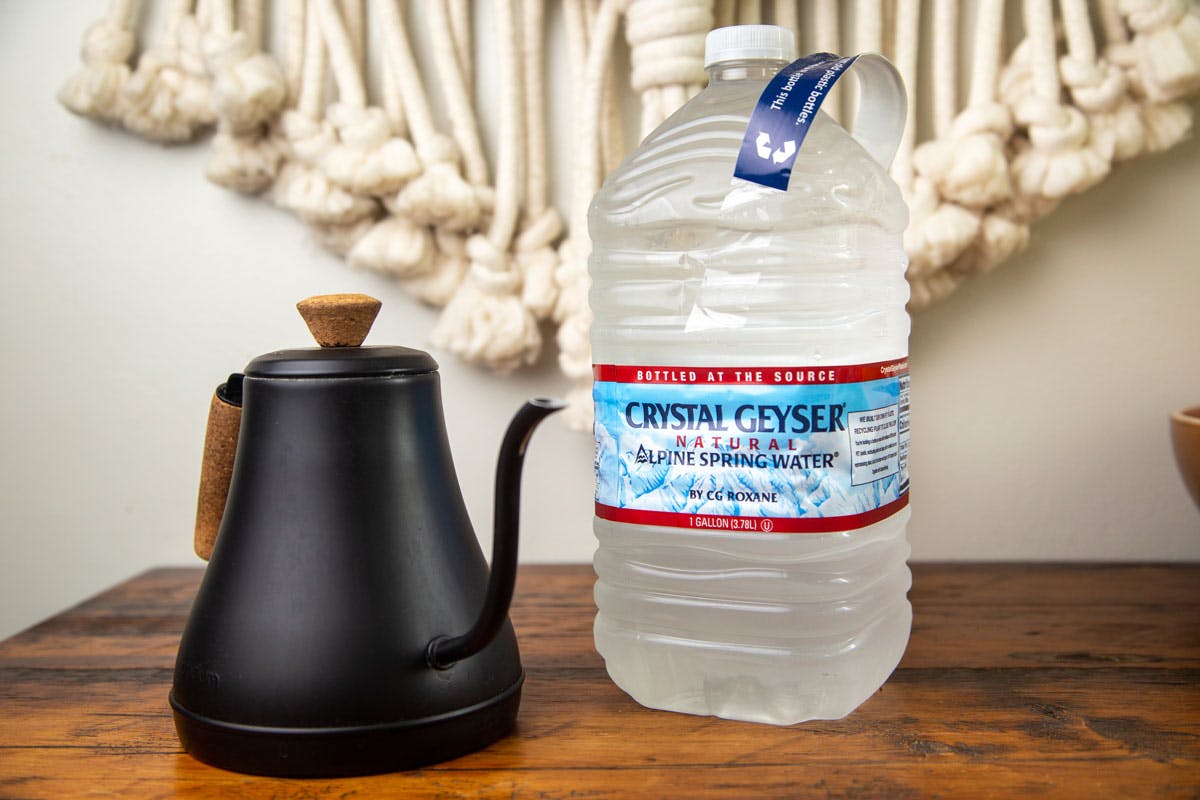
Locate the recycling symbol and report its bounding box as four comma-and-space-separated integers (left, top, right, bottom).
755, 131, 796, 164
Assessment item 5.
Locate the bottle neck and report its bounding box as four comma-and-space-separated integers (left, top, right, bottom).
705, 59, 791, 84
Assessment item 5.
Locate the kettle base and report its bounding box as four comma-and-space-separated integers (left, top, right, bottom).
169, 676, 522, 777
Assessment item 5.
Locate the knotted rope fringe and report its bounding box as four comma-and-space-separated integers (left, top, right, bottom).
431, 0, 544, 373
122, 0, 215, 141
60, 0, 142, 124
60, 0, 1200, 428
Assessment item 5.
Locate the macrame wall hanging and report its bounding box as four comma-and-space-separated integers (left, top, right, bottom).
61, 0, 1200, 427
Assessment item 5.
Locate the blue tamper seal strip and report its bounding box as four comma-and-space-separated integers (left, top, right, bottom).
733, 52, 907, 188
733, 53, 860, 192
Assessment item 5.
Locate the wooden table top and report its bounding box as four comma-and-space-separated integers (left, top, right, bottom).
1, 564, 1197, 798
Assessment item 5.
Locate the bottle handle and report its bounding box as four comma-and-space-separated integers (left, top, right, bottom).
841, 53, 908, 172
733, 52, 908, 190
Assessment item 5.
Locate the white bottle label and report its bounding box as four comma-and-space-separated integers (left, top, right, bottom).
593, 360, 910, 533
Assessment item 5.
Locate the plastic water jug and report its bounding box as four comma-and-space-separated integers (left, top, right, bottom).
589, 25, 911, 725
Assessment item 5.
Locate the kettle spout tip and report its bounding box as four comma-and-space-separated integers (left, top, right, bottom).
529, 396, 568, 411
512, 398, 566, 453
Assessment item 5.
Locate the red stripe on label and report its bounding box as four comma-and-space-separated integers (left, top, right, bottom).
592, 360, 908, 385
595, 494, 909, 534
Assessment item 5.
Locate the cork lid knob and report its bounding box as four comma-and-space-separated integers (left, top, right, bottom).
297, 293, 382, 348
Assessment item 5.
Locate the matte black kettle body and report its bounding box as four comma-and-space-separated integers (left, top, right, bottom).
170, 295, 561, 777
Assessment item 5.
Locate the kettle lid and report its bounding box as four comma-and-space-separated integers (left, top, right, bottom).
243, 294, 439, 379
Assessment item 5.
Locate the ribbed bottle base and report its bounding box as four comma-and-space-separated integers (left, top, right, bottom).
592, 513, 912, 725
594, 600, 910, 725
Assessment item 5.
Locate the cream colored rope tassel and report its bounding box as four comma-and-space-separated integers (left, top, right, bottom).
914, 0, 1014, 208
927, 0, 1030, 280
581, 0, 627, 177
348, 210, 435, 278
172, 0, 218, 128
204, 0, 287, 135
425, 0, 491, 190
773, 0, 798, 38
1059, 0, 1146, 163
379, 39, 408, 136
314, 0, 421, 197
122, 0, 204, 141
206, 0, 287, 192
931, 0, 956, 137
345, 0, 434, 279
850, 0, 883, 130
432, 0, 542, 374
375, 0, 441, 161
339, 0, 366, 73
237, 0, 265, 47
625, 0, 713, 139
995, 33, 1058, 226
271, 0, 378, 225
857, 0, 883, 54
303, 0, 430, 254
557, 0, 629, 430
813, 0, 840, 54
372, 0, 477, 305
59, 0, 141, 124
515, 0, 566, 321
601, 36, 627, 177
564, 0, 591, 153
557, 0, 592, 334
897, 0, 979, 307
448, 0, 473, 95
380, 0, 491, 306
714, 0, 735, 28
383, 0, 489, 240
813, 0, 842, 121
1009, 0, 1112, 200
1101, 0, 1196, 152
283, 0, 306, 103
1118, 0, 1200, 102
897, 0, 950, 311
736, 0, 761, 24
888, 0, 920, 191
204, 0, 289, 189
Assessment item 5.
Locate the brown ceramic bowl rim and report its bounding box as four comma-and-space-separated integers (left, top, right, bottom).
1172, 406, 1200, 428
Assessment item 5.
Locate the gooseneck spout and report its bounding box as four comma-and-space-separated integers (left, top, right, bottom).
427, 397, 566, 669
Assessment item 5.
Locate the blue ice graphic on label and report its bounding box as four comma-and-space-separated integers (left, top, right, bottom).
734, 53, 858, 191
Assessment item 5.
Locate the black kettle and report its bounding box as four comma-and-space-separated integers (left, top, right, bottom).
171, 293, 562, 777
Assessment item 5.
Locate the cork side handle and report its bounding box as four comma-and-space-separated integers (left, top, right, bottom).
194, 376, 243, 561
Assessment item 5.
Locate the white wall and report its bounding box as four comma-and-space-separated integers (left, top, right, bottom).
2, 3, 1198, 639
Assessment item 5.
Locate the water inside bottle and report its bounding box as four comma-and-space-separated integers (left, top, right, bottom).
589, 31, 912, 725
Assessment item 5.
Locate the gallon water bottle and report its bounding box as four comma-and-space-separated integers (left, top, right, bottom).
589, 25, 912, 725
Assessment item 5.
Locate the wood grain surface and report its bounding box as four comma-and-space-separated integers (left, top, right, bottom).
1, 564, 1197, 799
